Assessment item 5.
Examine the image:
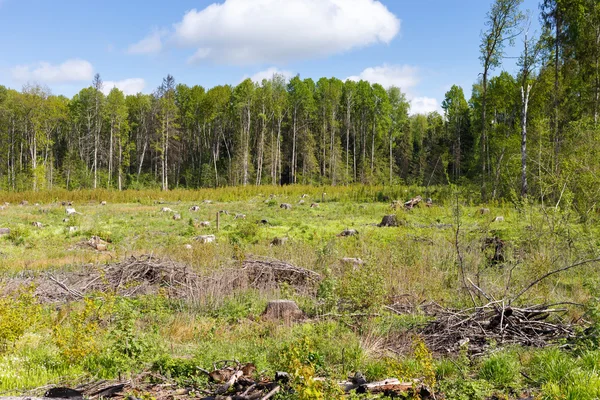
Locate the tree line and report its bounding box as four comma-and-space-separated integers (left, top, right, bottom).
0, 0, 598, 209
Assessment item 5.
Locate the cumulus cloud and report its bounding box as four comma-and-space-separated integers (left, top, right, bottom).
244, 67, 294, 83
102, 78, 146, 96
347, 64, 419, 91
11, 59, 94, 84
410, 97, 440, 115
347, 64, 441, 115
130, 0, 400, 64
127, 30, 165, 54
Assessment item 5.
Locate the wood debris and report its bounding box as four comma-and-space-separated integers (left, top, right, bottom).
404, 195, 422, 209
420, 302, 574, 355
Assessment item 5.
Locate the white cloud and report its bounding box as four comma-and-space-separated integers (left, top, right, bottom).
11, 59, 94, 84
347, 64, 441, 115
347, 64, 419, 91
127, 30, 165, 54
130, 0, 400, 64
102, 78, 146, 96
245, 67, 294, 83
410, 97, 440, 115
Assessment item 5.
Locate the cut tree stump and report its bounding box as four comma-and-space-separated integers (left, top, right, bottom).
263, 300, 303, 321
378, 215, 399, 227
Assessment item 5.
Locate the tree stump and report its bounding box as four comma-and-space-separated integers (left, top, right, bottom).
263, 300, 303, 321
378, 215, 399, 227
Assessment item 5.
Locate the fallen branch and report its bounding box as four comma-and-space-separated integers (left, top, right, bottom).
512, 257, 600, 303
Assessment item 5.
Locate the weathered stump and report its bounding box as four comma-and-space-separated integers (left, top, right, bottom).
378, 215, 398, 227
263, 300, 303, 321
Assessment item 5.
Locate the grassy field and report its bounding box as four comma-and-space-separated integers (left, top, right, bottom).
1, 185, 600, 399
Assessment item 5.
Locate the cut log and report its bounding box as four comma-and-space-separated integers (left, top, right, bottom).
263, 300, 303, 321
404, 196, 422, 209
190, 205, 201, 212
173, 213, 182, 220
479, 208, 490, 215
45, 387, 83, 399
32, 221, 43, 228
494, 216, 505, 222
0, 228, 10, 235
235, 214, 246, 219
310, 203, 319, 208
280, 203, 292, 210
378, 215, 398, 227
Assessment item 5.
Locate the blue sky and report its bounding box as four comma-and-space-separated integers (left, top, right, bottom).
0, 0, 541, 114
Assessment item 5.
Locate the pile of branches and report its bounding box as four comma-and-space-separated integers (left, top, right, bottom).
420, 301, 574, 355
38, 255, 320, 302
44, 255, 201, 301
241, 257, 321, 288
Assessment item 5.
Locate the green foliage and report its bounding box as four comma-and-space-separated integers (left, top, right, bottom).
52, 298, 102, 364
6, 226, 30, 246
0, 286, 40, 350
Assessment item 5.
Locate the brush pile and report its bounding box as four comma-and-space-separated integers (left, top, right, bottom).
419, 301, 574, 355
22, 255, 320, 303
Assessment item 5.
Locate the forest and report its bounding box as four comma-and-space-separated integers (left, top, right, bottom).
0, 0, 599, 208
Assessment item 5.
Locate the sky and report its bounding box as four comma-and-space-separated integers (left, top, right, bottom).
0, 0, 541, 114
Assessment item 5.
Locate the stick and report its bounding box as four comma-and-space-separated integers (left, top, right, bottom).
215, 371, 242, 395
48, 275, 83, 298
511, 257, 600, 302
260, 386, 280, 400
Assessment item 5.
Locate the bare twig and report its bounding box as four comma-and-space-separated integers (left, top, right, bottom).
511, 257, 600, 303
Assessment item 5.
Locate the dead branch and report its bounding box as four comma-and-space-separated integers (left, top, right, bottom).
511, 257, 600, 303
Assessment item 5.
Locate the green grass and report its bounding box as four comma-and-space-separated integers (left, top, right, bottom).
1, 185, 600, 398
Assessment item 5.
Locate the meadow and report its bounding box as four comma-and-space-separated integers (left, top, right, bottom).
1, 185, 600, 399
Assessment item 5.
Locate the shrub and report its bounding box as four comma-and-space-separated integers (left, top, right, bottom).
0, 285, 40, 351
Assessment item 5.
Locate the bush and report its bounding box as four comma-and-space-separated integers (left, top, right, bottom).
0, 286, 40, 351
